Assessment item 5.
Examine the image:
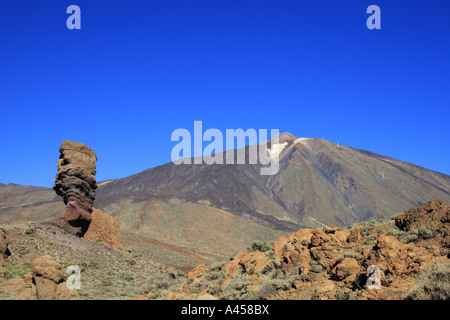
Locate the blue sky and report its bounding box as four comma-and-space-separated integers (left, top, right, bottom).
0, 0, 449, 188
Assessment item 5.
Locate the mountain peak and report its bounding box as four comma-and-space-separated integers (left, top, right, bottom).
275, 132, 298, 143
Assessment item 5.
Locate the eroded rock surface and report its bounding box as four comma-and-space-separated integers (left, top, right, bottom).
50, 140, 97, 236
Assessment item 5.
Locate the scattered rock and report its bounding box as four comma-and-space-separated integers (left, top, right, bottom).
315, 280, 336, 293
0, 274, 36, 300
131, 295, 148, 300
224, 251, 269, 275
324, 227, 351, 244
31, 255, 79, 300
394, 199, 450, 231
175, 200, 450, 300
166, 291, 178, 300
50, 140, 97, 236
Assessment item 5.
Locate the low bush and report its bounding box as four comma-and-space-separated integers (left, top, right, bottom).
248, 240, 272, 253
407, 264, 450, 300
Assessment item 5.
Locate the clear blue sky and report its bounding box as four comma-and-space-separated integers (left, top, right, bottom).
1, 0, 449, 188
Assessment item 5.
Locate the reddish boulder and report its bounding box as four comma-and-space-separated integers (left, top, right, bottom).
332, 257, 360, 282
394, 199, 450, 231
84, 208, 124, 251
31, 255, 79, 300
0, 274, 36, 300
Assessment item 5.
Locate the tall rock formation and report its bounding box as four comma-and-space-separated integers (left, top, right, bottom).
49, 140, 97, 236
48, 140, 124, 250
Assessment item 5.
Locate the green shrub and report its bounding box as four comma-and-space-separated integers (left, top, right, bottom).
6, 261, 31, 277
176, 270, 186, 278
365, 234, 378, 245
336, 289, 351, 300
24, 228, 35, 235
360, 217, 386, 236
264, 278, 292, 291
398, 229, 419, 243
220, 277, 253, 300
210, 262, 226, 271
258, 259, 280, 276
127, 258, 137, 266
407, 264, 450, 300
206, 270, 226, 282
418, 226, 434, 240
309, 260, 324, 273
336, 251, 363, 264
248, 240, 272, 253
382, 276, 395, 287
150, 278, 171, 290
119, 271, 135, 281
386, 228, 403, 237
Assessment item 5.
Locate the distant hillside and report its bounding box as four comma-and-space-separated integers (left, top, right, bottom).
1, 133, 450, 270
96, 132, 450, 230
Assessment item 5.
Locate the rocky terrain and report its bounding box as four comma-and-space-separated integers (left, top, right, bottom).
1, 134, 450, 272
1, 200, 448, 300
161, 200, 450, 300
0, 223, 181, 300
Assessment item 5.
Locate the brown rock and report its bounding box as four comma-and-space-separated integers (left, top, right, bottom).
31, 255, 79, 300
53, 140, 97, 205
283, 244, 311, 274
224, 251, 270, 275
365, 235, 411, 276
394, 199, 450, 231
310, 229, 332, 247
166, 292, 178, 300
187, 265, 210, 278
272, 236, 290, 258
348, 225, 363, 243
84, 208, 124, 251
368, 225, 390, 236
310, 245, 339, 269
49, 195, 93, 236
0, 230, 11, 260
0, 273, 36, 300
289, 228, 314, 246
50, 140, 97, 236
31, 255, 66, 283
220, 277, 232, 292
324, 227, 351, 244
332, 257, 360, 282
315, 280, 336, 293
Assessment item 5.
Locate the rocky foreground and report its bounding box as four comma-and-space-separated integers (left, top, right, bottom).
0, 199, 449, 300
0, 223, 180, 300
167, 199, 450, 300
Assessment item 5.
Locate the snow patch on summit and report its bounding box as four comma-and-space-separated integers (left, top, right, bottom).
268, 142, 288, 157
294, 138, 312, 144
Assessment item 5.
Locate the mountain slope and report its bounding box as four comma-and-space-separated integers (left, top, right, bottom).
96, 133, 450, 229
1, 134, 450, 269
